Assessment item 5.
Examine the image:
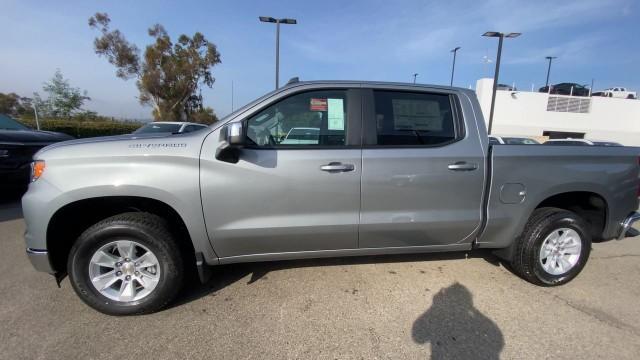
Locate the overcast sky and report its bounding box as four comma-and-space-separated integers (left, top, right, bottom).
1, 0, 637, 120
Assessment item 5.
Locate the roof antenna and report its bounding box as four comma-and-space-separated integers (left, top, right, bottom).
286, 77, 299, 85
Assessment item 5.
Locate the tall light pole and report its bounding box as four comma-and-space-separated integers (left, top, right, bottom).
32, 102, 40, 130
545, 56, 557, 87
413, 73, 418, 84
450, 46, 460, 86
259, 16, 297, 89
482, 31, 521, 134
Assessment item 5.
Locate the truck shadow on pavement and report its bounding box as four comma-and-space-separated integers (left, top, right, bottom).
412, 282, 504, 360
172, 256, 505, 359
171, 250, 504, 308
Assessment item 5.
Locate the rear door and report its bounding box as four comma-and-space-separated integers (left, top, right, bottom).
359, 87, 485, 248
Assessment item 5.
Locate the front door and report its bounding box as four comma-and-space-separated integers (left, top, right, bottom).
359, 88, 485, 248
200, 88, 362, 258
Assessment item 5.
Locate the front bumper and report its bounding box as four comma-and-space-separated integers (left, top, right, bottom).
26, 247, 55, 273
617, 212, 640, 240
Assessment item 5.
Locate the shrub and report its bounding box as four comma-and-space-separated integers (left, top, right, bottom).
18, 118, 142, 138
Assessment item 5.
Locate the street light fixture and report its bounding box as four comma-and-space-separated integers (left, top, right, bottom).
259, 16, 298, 89
413, 73, 418, 84
545, 56, 557, 87
482, 31, 521, 135
450, 46, 461, 86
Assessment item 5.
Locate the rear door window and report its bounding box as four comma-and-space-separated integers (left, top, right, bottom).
372, 91, 457, 146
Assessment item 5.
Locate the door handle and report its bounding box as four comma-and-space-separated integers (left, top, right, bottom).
448, 162, 478, 171
320, 162, 355, 172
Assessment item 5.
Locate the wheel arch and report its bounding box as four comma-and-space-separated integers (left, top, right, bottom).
491, 190, 608, 262
47, 196, 197, 275
534, 191, 608, 241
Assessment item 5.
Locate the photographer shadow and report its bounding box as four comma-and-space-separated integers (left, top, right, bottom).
412, 282, 504, 360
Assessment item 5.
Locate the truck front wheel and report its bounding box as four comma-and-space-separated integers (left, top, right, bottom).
511, 207, 591, 286
67, 212, 183, 315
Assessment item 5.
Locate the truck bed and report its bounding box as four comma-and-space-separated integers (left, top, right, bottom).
478, 144, 639, 248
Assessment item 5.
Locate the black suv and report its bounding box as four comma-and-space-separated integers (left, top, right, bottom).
0, 114, 73, 190
539, 83, 590, 96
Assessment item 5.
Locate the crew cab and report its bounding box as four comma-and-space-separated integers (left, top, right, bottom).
22, 81, 640, 315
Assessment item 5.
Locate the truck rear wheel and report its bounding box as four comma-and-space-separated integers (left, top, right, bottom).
67, 212, 183, 315
511, 207, 591, 286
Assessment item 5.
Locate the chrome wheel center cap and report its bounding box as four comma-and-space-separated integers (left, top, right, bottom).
121, 262, 135, 276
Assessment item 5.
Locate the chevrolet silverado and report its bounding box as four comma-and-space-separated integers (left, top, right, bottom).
22, 80, 640, 315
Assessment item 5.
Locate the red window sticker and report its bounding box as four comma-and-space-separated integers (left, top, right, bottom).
310, 98, 328, 111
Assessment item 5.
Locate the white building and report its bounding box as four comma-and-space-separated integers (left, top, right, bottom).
475, 78, 640, 146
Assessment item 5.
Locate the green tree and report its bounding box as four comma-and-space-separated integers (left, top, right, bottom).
89, 12, 221, 121
183, 93, 218, 124
0, 92, 31, 116
190, 107, 219, 124
34, 70, 90, 118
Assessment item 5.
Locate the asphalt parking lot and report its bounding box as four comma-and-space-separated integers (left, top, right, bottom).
1, 198, 640, 359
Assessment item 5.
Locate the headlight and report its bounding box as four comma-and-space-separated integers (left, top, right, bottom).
31, 160, 46, 182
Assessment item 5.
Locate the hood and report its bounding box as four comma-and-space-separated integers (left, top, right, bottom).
40, 132, 173, 151
34, 131, 208, 158
0, 129, 74, 145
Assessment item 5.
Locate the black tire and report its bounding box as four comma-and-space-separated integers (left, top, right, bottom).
67, 212, 183, 315
511, 207, 591, 286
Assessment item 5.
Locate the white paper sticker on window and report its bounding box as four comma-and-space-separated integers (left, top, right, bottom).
327, 98, 345, 131
392, 99, 442, 131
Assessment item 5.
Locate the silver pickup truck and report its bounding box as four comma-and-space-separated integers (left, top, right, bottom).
22, 81, 640, 315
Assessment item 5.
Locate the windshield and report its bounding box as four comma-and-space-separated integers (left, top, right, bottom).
545, 140, 588, 146
593, 141, 622, 146
0, 115, 30, 130
503, 137, 540, 145
133, 122, 182, 134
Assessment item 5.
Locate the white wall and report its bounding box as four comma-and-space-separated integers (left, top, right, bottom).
475, 78, 640, 146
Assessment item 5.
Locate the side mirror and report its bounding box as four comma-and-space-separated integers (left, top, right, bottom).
215, 122, 245, 163
226, 122, 245, 146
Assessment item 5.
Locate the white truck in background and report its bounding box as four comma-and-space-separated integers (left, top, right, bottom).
603, 87, 637, 99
